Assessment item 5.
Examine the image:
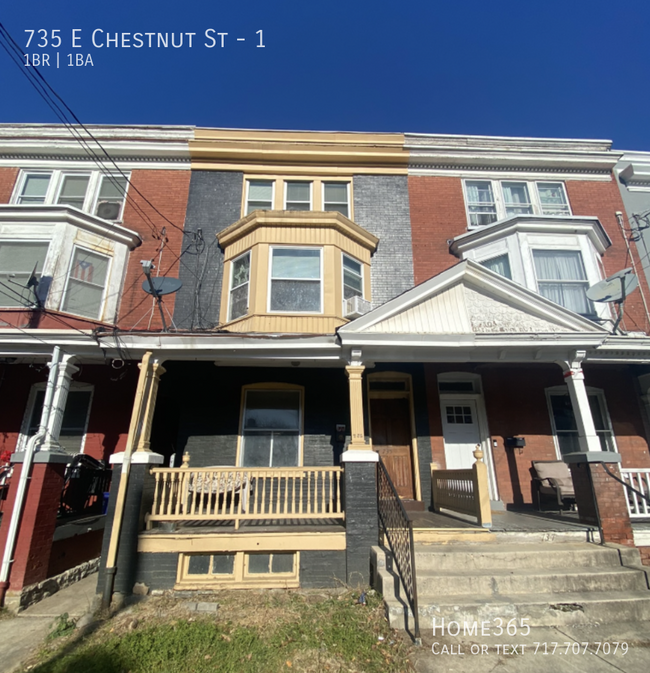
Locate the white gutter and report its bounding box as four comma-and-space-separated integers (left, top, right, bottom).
0, 346, 62, 605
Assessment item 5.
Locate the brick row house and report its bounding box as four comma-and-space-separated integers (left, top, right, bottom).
0, 125, 649, 609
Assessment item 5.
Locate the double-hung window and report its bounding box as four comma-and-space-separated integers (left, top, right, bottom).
464, 180, 571, 227
240, 389, 301, 467
532, 250, 594, 316
95, 176, 129, 220
57, 175, 90, 209
229, 252, 250, 321
17, 174, 51, 204
323, 182, 349, 217
62, 247, 110, 319
269, 247, 321, 313
547, 387, 616, 456
342, 254, 363, 299
284, 182, 311, 210
0, 241, 49, 307
246, 180, 273, 214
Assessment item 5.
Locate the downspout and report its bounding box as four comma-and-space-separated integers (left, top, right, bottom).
102, 351, 152, 610
0, 346, 63, 606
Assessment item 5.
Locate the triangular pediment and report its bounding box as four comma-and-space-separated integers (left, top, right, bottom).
340, 261, 607, 336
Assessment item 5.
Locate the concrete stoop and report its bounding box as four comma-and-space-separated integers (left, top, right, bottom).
371, 540, 650, 632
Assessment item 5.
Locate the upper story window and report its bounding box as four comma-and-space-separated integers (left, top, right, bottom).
480, 253, 512, 280
229, 252, 251, 321
343, 254, 363, 300
244, 178, 351, 218
285, 182, 311, 211
464, 180, 570, 228
13, 171, 129, 221
61, 247, 111, 319
532, 250, 594, 317
269, 247, 322, 313
0, 241, 49, 307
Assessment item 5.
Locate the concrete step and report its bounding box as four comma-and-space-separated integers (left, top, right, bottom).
416, 566, 647, 596
386, 591, 650, 629
414, 542, 628, 572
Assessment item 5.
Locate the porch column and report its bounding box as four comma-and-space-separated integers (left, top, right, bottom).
39, 354, 79, 453
345, 364, 368, 449
342, 354, 379, 585
558, 353, 602, 454
135, 360, 166, 453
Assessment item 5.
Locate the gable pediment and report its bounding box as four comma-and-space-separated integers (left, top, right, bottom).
340, 261, 607, 337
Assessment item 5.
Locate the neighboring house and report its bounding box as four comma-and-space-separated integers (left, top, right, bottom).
0, 125, 192, 606
1, 126, 649, 608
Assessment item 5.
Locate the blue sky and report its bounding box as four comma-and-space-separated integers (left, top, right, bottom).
1, 0, 649, 149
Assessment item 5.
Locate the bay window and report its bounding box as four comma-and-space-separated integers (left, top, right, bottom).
343, 254, 363, 299
62, 247, 110, 319
480, 253, 512, 279
269, 247, 322, 313
228, 252, 250, 321
532, 250, 594, 316
0, 241, 49, 307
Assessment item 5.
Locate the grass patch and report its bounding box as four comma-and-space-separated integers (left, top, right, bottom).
26, 590, 412, 673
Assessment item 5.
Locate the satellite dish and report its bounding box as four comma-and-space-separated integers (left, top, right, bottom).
26, 262, 39, 288
142, 277, 183, 296
586, 268, 639, 303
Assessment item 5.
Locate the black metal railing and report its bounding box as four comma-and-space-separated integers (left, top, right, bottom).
377, 457, 420, 642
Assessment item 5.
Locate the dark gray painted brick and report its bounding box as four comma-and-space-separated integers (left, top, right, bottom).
173, 171, 243, 330
300, 550, 346, 588
353, 175, 414, 308
135, 552, 179, 591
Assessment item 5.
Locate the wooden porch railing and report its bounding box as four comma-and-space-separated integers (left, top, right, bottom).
620, 468, 650, 519
146, 464, 344, 529
431, 447, 492, 528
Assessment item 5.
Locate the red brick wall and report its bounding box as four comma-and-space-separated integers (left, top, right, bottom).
0, 168, 18, 203
117, 169, 191, 330
638, 547, 650, 566
566, 178, 650, 334
47, 529, 103, 577
408, 176, 467, 285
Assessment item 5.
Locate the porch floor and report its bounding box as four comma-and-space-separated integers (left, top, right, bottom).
145, 519, 345, 535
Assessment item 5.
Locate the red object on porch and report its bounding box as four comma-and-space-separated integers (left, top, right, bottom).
0, 460, 66, 591
568, 459, 635, 548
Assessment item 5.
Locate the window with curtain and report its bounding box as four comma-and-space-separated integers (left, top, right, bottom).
269, 247, 321, 312
480, 253, 512, 279
0, 241, 49, 307
502, 182, 533, 215
537, 182, 570, 216
240, 389, 301, 467
285, 182, 311, 210
62, 247, 110, 319
465, 181, 497, 226
56, 175, 90, 209
532, 250, 594, 316
246, 180, 273, 214
323, 182, 349, 216
548, 389, 616, 456
229, 252, 250, 321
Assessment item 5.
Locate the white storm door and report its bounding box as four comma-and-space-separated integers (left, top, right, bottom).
441, 399, 481, 470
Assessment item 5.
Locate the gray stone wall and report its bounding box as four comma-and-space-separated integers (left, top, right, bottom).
173, 171, 243, 330
353, 175, 414, 308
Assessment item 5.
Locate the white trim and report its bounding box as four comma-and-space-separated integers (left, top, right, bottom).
61, 245, 113, 321
18, 381, 94, 454
545, 385, 617, 458
340, 449, 379, 462
110, 451, 165, 465
283, 180, 312, 211
267, 246, 323, 314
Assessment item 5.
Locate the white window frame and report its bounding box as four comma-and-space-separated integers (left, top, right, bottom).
463, 180, 572, 229
267, 246, 323, 314
245, 179, 275, 214
17, 381, 94, 453
0, 239, 51, 308
12, 169, 130, 222
228, 251, 251, 322
237, 385, 304, 468
342, 253, 364, 303
61, 245, 112, 320
322, 181, 350, 217
283, 180, 313, 211
92, 174, 130, 221
545, 385, 617, 458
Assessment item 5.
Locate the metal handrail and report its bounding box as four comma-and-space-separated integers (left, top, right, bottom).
376, 457, 420, 643
603, 464, 650, 504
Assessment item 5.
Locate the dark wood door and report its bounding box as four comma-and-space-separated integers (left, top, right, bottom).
370, 398, 414, 499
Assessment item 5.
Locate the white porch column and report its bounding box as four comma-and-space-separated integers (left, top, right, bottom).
558, 352, 602, 454
39, 353, 79, 453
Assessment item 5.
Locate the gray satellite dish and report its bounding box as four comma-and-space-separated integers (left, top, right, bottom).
586, 268, 639, 303
142, 277, 183, 296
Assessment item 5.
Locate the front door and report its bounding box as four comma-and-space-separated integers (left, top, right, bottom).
440, 399, 480, 470
370, 397, 414, 499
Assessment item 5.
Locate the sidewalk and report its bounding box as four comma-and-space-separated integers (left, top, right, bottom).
0, 574, 97, 673
413, 619, 650, 673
